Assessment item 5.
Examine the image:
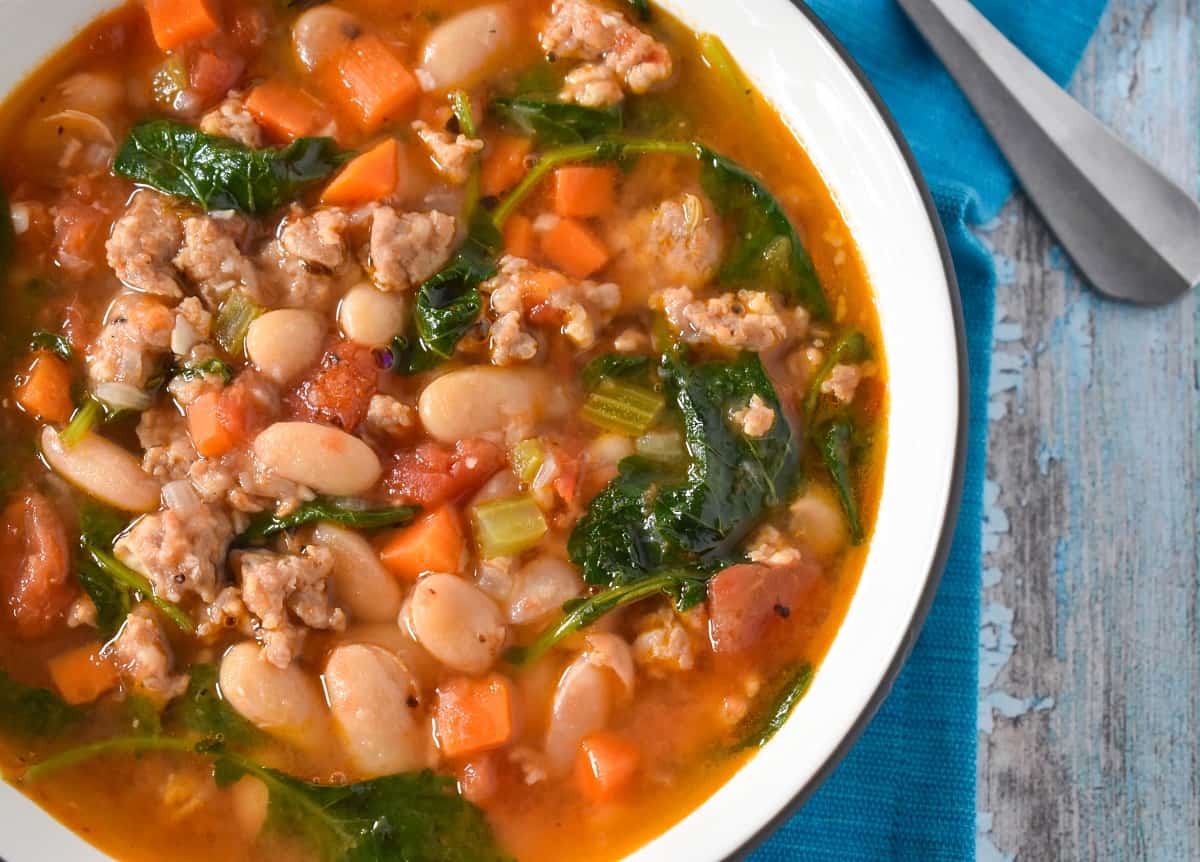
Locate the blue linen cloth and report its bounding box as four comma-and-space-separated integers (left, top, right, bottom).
752, 2, 1109, 859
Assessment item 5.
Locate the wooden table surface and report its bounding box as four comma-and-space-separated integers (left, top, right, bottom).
974, 0, 1199, 859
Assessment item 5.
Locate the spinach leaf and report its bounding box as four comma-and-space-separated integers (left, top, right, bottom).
803, 330, 869, 418
0, 669, 79, 738
696, 146, 827, 317
77, 557, 132, 640
165, 665, 260, 747
569, 351, 801, 588
817, 416, 864, 544
113, 120, 346, 215
627, 0, 652, 19
506, 569, 709, 667
732, 663, 813, 750
123, 694, 163, 737
492, 98, 622, 147
173, 357, 235, 385
398, 213, 500, 373
580, 353, 652, 391
29, 330, 73, 361
241, 499, 419, 543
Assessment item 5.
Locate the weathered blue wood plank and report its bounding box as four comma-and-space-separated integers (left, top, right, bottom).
977, 0, 1200, 859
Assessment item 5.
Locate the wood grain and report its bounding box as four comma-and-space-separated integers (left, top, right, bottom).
977, 0, 1200, 859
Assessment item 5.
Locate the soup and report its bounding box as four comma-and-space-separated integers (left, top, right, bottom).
0, 1, 886, 860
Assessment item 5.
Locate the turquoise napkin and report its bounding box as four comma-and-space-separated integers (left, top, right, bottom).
751, 1, 1108, 859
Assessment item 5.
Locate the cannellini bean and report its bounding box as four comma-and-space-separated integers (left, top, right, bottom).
587, 433, 635, 467
219, 641, 330, 751
507, 556, 583, 624
544, 656, 611, 776
339, 622, 439, 684
40, 427, 160, 513
230, 776, 269, 840
790, 484, 848, 558
582, 633, 636, 697
292, 6, 361, 71
324, 644, 429, 777
418, 368, 561, 444
419, 4, 517, 92
338, 283, 407, 348
253, 422, 381, 496
406, 573, 506, 674
313, 523, 403, 622
245, 310, 324, 385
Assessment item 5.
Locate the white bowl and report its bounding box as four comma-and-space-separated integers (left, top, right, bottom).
0, 1, 966, 860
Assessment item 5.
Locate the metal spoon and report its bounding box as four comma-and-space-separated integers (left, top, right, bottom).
897, 0, 1200, 305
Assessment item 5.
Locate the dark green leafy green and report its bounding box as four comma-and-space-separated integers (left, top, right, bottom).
580, 353, 652, 391
696, 145, 827, 317
732, 663, 813, 750
29, 330, 73, 361
506, 569, 710, 667
0, 669, 79, 738
492, 97, 622, 147
173, 357, 235, 385
569, 350, 801, 588
803, 330, 869, 418
77, 557, 132, 640
817, 417, 864, 544
113, 120, 347, 214
123, 694, 163, 737
627, 0, 652, 19
398, 212, 500, 373
28, 737, 511, 862
241, 499, 419, 543
165, 665, 260, 747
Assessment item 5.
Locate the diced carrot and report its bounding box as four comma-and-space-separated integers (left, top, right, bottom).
379, 505, 465, 580
502, 214, 535, 259
47, 642, 119, 706
328, 35, 419, 131
553, 166, 617, 218
322, 138, 402, 206
15, 352, 73, 424
434, 675, 515, 758
481, 134, 533, 198
187, 391, 236, 458
245, 81, 332, 142
143, 0, 220, 53
540, 218, 610, 279
575, 732, 640, 804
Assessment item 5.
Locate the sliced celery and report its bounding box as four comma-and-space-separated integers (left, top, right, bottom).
636, 429, 685, 463
214, 290, 263, 357
59, 399, 103, 448
472, 495, 548, 559
580, 379, 665, 437
510, 439, 546, 485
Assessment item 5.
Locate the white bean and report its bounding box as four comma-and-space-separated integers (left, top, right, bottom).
418, 368, 561, 444
324, 644, 429, 777
230, 775, 269, 840
406, 573, 506, 674
586, 433, 635, 467
790, 484, 848, 558
253, 422, 381, 496
292, 6, 361, 71
544, 656, 611, 776
582, 633, 636, 697
338, 622, 439, 684
419, 4, 517, 92
245, 309, 324, 385
507, 556, 583, 624
313, 523, 402, 623
40, 426, 160, 513
218, 641, 330, 751
338, 283, 407, 348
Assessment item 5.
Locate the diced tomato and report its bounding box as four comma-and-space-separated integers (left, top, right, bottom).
51, 199, 106, 274
188, 48, 245, 108
287, 340, 378, 431
547, 443, 581, 505
385, 439, 505, 508
707, 561, 821, 654
0, 493, 75, 639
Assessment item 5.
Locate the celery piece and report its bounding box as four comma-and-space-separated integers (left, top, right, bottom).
472, 495, 548, 559
580, 379, 665, 437
59, 399, 103, 448
214, 290, 263, 357
510, 439, 547, 485
635, 429, 685, 463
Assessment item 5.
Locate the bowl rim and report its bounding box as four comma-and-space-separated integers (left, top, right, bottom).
717, 3, 970, 859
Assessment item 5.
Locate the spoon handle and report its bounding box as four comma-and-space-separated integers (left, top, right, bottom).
897, 0, 1200, 305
